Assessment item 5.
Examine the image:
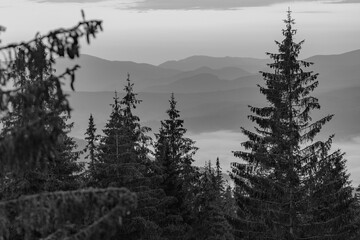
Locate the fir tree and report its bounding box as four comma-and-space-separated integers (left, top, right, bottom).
94, 76, 170, 240
230, 9, 357, 239
223, 185, 237, 219
155, 93, 198, 199
304, 150, 359, 238
0, 13, 137, 239
192, 161, 234, 240
353, 191, 360, 239
94, 80, 152, 189
120, 74, 153, 164
215, 157, 225, 193
92, 92, 123, 187
155, 93, 199, 239
215, 158, 238, 219
84, 113, 100, 179
45, 116, 84, 192
1, 40, 83, 198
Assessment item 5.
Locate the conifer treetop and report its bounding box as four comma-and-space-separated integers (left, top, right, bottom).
167, 92, 181, 120
0, 12, 103, 175
111, 91, 120, 112
121, 74, 141, 113
0, 12, 140, 240
231, 10, 356, 240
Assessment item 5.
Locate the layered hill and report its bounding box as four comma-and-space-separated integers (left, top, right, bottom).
59, 49, 360, 186
62, 50, 360, 137
55, 54, 181, 91
159, 55, 269, 73
56, 50, 360, 96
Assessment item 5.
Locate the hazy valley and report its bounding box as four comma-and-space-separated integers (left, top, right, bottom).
56, 49, 360, 186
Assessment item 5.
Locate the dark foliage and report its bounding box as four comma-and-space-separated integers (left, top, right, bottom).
230, 10, 358, 240
154, 93, 199, 239
1, 7, 358, 240
0, 12, 102, 176
0, 187, 137, 240
192, 160, 234, 240
0, 12, 137, 240
93, 75, 171, 239
84, 113, 100, 181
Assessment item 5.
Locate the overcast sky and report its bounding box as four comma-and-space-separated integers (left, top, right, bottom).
0, 0, 359, 64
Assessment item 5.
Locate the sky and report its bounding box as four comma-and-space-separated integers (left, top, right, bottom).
1, 0, 360, 185
0, 0, 359, 64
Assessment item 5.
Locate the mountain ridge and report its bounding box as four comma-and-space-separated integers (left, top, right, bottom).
63, 49, 360, 187
55, 49, 360, 93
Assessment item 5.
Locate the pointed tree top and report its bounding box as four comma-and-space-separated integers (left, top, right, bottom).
216, 157, 220, 168
123, 73, 135, 94
111, 90, 120, 111
216, 157, 222, 177
207, 160, 212, 171
113, 90, 119, 101
284, 7, 295, 26
167, 92, 180, 120
170, 92, 177, 108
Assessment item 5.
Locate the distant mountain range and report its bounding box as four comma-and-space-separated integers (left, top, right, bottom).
56, 49, 360, 94
59, 49, 360, 187
158, 55, 270, 73
60, 49, 360, 144
145, 73, 263, 93
55, 54, 181, 91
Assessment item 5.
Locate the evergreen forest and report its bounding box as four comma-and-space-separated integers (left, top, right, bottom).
0, 10, 359, 240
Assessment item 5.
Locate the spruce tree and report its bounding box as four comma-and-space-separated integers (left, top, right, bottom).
192, 161, 234, 240
84, 113, 100, 180
155, 93, 198, 199
94, 79, 153, 189
1, 41, 83, 198
45, 116, 84, 192
304, 150, 359, 238
119, 74, 153, 164
215, 158, 238, 219
230, 9, 357, 239
0, 13, 137, 239
353, 192, 360, 239
215, 157, 225, 193
94, 76, 171, 240
223, 185, 237, 219
92, 92, 123, 187
155, 93, 199, 239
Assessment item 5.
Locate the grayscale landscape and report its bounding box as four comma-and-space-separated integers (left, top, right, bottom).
1, 0, 359, 239
55, 50, 360, 186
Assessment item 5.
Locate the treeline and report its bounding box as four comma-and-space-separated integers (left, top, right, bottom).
0, 10, 360, 240
80, 76, 235, 239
